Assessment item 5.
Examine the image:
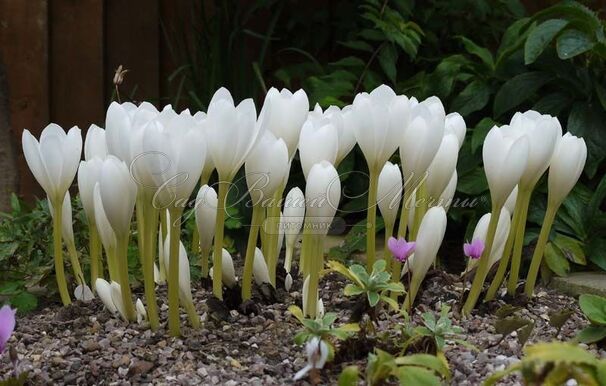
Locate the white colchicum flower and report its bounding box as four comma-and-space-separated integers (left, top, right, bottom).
48, 191, 76, 252
294, 337, 329, 381
261, 87, 309, 158
205, 87, 264, 181
438, 170, 457, 211
110, 281, 128, 321
93, 183, 117, 252
425, 134, 459, 201
162, 236, 195, 304
351, 84, 403, 172
84, 124, 108, 160
305, 161, 341, 235
95, 278, 117, 314
465, 209, 511, 273
504, 186, 518, 215
444, 112, 466, 149
98, 156, 138, 236
483, 125, 529, 207
195, 184, 218, 254
547, 133, 587, 206
78, 158, 104, 224
22, 123, 82, 201
209, 249, 237, 289
245, 132, 290, 206
285, 273, 293, 292
298, 116, 339, 179
308, 104, 357, 166
253, 248, 271, 286
283, 187, 305, 272
410, 207, 448, 280
377, 161, 403, 228
136, 298, 147, 324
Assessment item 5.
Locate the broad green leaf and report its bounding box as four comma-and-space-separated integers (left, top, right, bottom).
327, 260, 363, 287
495, 304, 520, 318
553, 234, 586, 265
329, 56, 366, 68
495, 317, 531, 336
548, 309, 574, 332
287, 305, 305, 323
372, 259, 387, 274
450, 80, 491, 117
367, 291, 380, 307
381, 295, 400, 311
457, 168, 488, 195
396, 366, 441, 386
350, 264, 370, 283
524, 342, 597, 364
557, 29, 595, 59
532, 92, 570, 116
517, 321, 534, 346
544, 242, 570, 277
395, 354, 450, 378
493, 71, 552, 117
378, 44, 398, 84
524, 19, 569, 64
10, 291, 38, 314
338, 365, 359, 386
579, 294, 606, 325
339, 40, 373, 52
577, 326, 606, 344
457, 36, 494, 69
344, 284, 365, 296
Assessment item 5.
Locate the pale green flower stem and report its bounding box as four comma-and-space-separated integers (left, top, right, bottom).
410, 181, 427, 241
403, 263, 421, 312
524, 203, 558, 297
192, 175, 210, 275
142, 194, 160, 331
89, 224, 102, 290
106, 245, 118, 282
299, 226, 312, 277
168, 207, 183, 336
116, 233, 136, 321
366, 168, 379, 270
284, 244, 294, 273
212, 180, 229, 299
51, 199, 71, 305
507, 188, 532, 295
159, 209, 168, 280
136, 195, 145, 267
304, 233, 323, 318
383, 222, 394, 273
485, 198, 523, 301
392, 188, 413, 298
66, 239, 85, 286
266, 187, 285, 285
242, 204, 265, 300
462, 205, 502, 316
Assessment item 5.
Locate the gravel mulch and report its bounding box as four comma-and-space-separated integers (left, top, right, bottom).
0, 269, 599, 385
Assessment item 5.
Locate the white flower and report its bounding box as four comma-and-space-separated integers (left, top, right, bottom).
294, 337, 329, 381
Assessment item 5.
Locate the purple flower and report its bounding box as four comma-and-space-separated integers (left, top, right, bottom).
464, 239, 485, 260
0, 305, 16, 354
388, 237, 416, 263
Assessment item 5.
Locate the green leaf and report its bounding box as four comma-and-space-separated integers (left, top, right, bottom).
553, 234, 586, 265
450, 80, 491, 117
495, 304, 520, 318
457, 36, 494, 69
493, 71, 552, 117
329, 56, 366, 68
395, 354, 450, 378
517, 321, 534, 346
10, 291, 38, 314
396, 366, 442, 386
344, 284, 365, 296
532, 92, 570, 116
378, 44, 398, 84
576, 326, 606, 344
525, 342, 597, 364
367, 291, 380, 307
548, 309, 574, 332
557, 29, 595, 59
579, 294, 606, 325
544, 242, 570, 277
495, 317, 531, 337
457, 168, 488, 195
338, 365, 360, 386
524, 19, 569, 64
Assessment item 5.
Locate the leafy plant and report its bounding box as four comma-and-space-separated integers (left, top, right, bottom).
327, 259, 404, 313
576, 294, 606, 344
399, 304, 474, 354
288, 305, 360, 349
493, 305, 535, 347
484, 341, 606, 386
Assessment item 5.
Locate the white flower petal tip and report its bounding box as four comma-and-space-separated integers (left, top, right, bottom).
136, 299, 147, 324
74, 284, 95, 302
285, 273, 293, 292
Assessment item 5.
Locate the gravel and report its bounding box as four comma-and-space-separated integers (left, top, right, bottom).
0, 270, 599, 385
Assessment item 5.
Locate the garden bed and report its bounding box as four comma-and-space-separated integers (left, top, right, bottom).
1, 270, 593, 385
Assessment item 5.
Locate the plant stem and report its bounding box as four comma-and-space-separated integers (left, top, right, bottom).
66, 240, 84, 286
305, 234, 322, 318
524, 204, 558, 297
143, 196, 160, 330
192, 177, 209, 262
410, 182, 427, 240
366, 168, 379, 270
392, 189, 412, 297
299, 225, 312, 277
51, 200, 71, 305
116, 234, 136, 321
183, 297, 200, 328
168, 208, 183, 336
383, 222, 394, 272
403, 265, 420, 312
266, 187, 284, 285
284, 244, 294, 273
89, 224, 102, 288
462, 205, 502, 316
212, 180, 229, 299
485, 201, 521, 301
159, 209, 168, 280
507, 188, 532, 295
106, 245, 118, 282
242, 204, 264, 300
136, 195, 145, 266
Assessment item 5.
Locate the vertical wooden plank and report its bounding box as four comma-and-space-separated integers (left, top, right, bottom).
105, 0, 159, 106
0, 0, 49, 201
50, 0, 105, 129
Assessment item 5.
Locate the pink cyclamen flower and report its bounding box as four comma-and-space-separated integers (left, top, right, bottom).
388, 237, 416, 263
0, 305, 16, 353
464, 239, 485, 260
